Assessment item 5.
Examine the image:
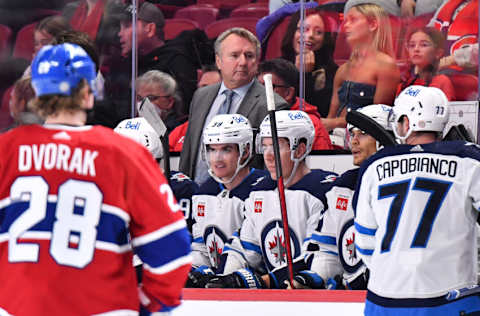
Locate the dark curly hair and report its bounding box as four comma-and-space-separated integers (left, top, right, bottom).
280, 8, 336, 69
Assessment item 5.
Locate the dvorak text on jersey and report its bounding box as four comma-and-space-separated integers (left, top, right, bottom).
18, 143, 98, 177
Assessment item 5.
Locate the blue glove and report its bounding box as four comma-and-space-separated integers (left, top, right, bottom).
206, 268, 266, 289
291, 270, 325, 289
185, 265, 214, 288
326, 275, 346, 290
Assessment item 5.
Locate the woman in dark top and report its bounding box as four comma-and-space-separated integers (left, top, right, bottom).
281, 7, 338, 118
322, 3, 400, 132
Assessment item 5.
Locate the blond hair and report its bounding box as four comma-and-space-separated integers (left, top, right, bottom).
351, 3, 394, 59
29, 80, 89, 118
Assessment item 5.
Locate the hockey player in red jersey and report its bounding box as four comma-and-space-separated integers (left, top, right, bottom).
0, 43, 191, 315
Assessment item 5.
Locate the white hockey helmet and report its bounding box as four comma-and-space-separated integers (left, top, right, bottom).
389, 85, 449, 143
114, 117, 163, 159
256, 110, 315, 159
256, 110, 315, 185
202, 114, 253, 184
347, 104, 393, 132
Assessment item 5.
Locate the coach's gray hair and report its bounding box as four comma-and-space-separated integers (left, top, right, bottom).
136, 70, 176, 95
214, 27, 261, 58
136, 70, 184, 112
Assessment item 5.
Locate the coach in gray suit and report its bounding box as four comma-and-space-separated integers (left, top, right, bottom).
179, 27, 289, 184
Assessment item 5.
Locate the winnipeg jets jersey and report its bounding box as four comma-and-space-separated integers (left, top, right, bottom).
354, 141, 480, 300
191, 169, 268, 270
170, 171, 199, 233
219, 169, 337, 275
310, 168, 364, 286
0, 124, 191, 316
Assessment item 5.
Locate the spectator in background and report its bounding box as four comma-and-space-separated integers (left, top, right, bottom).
21, 16, 71, 79
179, 27, 289, 185
136, 70, 186, 132
281, 8, 338, 118
33, 15, 71, 58
257, 58, 333, 150
115, 1, 198, 110
169, 64, 222, 152
322, 3, 400, 133
4, 76, 43, 131
398, 27, 455, 100
198, 64, 222, 89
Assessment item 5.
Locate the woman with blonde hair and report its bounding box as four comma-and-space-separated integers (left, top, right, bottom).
322, 3, 400, 132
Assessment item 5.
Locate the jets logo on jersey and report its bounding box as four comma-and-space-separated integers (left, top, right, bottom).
203, 226, 227, 269
321, 175, 337, 183
336, 197, 348, 211
260, 221, 300, 270
197, 202, 205, 217
254, 199, 263, 213
269, 231, 286, 264
338, 218, 362, 273
251, 176, 265, 187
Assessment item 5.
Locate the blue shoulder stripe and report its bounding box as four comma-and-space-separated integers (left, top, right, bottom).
240, 240, 262, 254
311, 234, 337, 246
355, 222, 377, 236
192, 236, 204, 244
355, 244, 373, 256
135, 227, 191, 268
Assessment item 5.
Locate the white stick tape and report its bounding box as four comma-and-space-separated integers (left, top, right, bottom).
263, 73, 276, 111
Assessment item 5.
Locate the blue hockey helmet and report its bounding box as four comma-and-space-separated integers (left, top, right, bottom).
31, 43, 96, 97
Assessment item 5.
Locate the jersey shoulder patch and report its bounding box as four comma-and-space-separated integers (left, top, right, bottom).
231, 169, 270, 200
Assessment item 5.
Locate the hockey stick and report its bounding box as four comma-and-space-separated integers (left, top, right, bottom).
263, 74, 295, 289
446, 285, 480, 301
346, 108, 397, 147
138, 97, 171, 183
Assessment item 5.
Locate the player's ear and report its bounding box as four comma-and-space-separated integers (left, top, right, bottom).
294, 141, 306, 159
80, 82, 94, 110
240, 143, 250, 163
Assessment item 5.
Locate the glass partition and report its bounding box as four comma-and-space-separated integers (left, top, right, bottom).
0, 0, 478, 138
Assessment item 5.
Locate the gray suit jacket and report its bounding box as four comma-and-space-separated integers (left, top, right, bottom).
179, 80, 290, 178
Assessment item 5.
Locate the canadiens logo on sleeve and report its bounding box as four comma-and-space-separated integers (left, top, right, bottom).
254, 199, 263, 213
336, 197, 348, 211
197, 202, 205, 217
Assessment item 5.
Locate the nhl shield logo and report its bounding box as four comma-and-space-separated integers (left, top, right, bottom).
171, 172, 190, 182
197, 202, 205, 217
254, 199, 263, 213
336, 197, 348, 211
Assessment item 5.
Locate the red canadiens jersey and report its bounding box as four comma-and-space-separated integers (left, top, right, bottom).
0, 124, 191, 316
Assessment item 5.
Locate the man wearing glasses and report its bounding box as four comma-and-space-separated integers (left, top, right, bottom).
136, 70, 185, 131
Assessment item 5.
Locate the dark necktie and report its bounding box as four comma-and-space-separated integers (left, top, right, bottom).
218, 89, 235, 115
